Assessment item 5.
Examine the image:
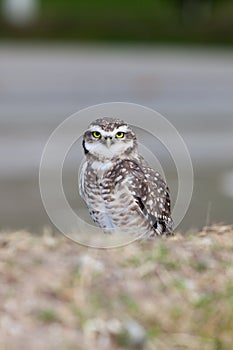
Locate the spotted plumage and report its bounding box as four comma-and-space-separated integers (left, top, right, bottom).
79, 117, 173, 238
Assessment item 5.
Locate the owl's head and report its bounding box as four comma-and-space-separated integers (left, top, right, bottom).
82, 117, 137, 160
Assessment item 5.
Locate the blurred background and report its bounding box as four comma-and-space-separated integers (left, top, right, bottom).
0, 0, 233, 232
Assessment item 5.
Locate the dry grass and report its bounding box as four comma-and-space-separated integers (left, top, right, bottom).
0, 224, 233, 350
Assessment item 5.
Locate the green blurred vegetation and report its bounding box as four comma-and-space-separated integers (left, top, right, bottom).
1, 0, 233, 44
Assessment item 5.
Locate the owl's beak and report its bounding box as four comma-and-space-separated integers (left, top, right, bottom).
105, 137, 112, 149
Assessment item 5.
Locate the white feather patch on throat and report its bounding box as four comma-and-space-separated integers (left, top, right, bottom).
84, 139, 134, 159
91, 160, 113, 172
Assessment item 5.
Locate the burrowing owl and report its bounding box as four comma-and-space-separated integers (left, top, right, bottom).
79, 117, 173, 238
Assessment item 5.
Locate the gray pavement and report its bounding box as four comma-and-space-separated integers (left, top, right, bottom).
1, 44, 233, 232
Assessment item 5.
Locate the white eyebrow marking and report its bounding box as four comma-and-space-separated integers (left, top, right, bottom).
115, 125, 129, 132
89, 126, 105, 133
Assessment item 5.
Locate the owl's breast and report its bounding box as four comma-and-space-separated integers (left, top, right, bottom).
85, 179, 148, 234
80, 159, 152, 235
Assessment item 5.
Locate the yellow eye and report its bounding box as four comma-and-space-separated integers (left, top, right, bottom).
92, 131, 101, 139
115, 131, 125, 138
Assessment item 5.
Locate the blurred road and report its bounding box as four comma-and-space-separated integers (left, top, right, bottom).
0, 44, 233, 232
